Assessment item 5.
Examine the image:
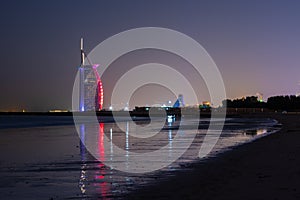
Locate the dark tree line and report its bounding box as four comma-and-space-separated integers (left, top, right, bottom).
222, 96, 266, 108
222, 95, 300, 110
267, 95, 300, 110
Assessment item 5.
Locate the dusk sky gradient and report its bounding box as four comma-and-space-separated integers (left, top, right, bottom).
1, 0, 300, 111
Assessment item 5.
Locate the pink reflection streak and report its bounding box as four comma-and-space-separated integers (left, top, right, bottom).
94, 123, 110, 198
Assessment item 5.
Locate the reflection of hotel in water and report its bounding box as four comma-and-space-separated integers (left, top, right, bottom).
79, 123, 110, 197
78, 119, 176, 197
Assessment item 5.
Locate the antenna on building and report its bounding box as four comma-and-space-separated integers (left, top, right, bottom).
80, 37, 85, 66
80, 37, 93, 66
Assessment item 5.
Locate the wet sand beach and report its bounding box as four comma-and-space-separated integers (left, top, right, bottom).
126, 113, 300, 199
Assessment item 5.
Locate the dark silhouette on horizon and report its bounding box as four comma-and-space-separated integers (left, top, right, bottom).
223, 95, 300, 111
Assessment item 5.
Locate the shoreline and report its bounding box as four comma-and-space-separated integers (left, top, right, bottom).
125, 113, 300, 199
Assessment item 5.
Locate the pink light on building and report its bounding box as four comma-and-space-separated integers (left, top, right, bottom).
92, 65, 104, 110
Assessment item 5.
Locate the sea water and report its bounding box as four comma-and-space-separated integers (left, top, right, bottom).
0, 115, 279, 199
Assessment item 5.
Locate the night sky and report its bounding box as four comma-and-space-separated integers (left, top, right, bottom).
1, 0, 300, 111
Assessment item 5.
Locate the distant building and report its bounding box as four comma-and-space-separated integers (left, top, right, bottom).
256, 93, 263, 102
78, 38, 103, 112
202, 101, 211, 107
49, 109, 68, 113
79, 64, 103, 111
173, 94, 185, 108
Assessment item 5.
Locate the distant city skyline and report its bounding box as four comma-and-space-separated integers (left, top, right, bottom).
1, 1, 300, 111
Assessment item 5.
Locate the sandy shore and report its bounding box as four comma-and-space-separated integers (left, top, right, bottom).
126, 113, 300, 199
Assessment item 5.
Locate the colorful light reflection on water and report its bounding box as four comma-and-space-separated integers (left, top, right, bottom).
75, 117, 278, 198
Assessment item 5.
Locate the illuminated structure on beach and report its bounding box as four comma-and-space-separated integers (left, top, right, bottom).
173, 94, 185, 108
256, 92, 263, 102
79, 38, 103, 111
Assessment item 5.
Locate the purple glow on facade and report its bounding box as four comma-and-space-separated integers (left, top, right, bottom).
79, 64, 104, 111
92, 64, 104, 110
79, 67, 85, 112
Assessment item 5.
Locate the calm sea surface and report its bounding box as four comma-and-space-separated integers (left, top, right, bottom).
0, 115, 279, 199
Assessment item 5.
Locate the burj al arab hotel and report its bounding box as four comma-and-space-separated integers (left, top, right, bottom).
78, 38, 103, 111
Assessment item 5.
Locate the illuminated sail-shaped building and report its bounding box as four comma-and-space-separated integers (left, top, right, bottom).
79, 38, 103, 111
